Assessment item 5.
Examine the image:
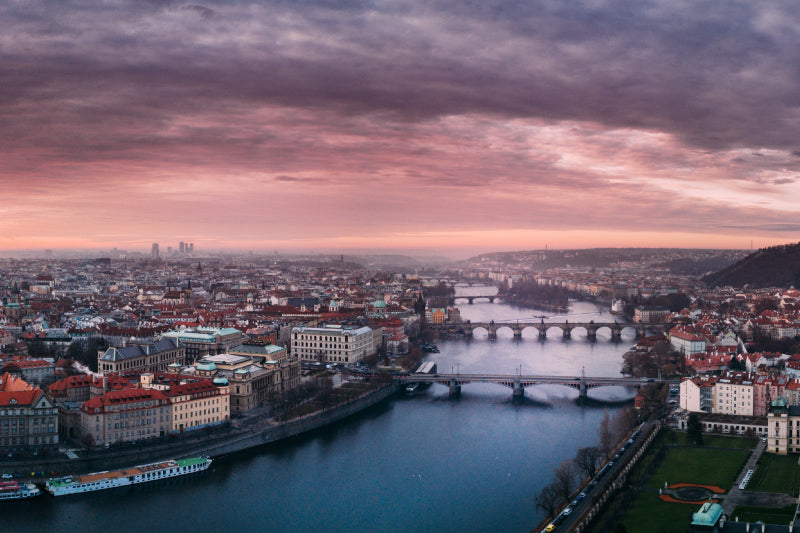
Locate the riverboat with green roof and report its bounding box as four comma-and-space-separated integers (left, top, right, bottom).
44, 457, 211, 496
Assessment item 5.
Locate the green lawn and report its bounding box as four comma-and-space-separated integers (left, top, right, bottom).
621, 492, 694, 533
730, 504, 797, 525
645, 447, 750, 490
669, 431, 758, 450
750, 453, 800, 494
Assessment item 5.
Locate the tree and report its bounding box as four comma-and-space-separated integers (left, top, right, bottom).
728, 355, 745, 371
598, 410, 615, 459
575, 446, 601, 479
533, 483, 562, 519
553, 460, 578, 502
687, 413, 703, 446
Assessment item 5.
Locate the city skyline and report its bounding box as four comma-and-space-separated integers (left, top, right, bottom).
3, 1, 800, 257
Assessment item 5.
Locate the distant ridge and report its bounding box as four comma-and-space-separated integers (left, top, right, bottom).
702, 242, 800, 288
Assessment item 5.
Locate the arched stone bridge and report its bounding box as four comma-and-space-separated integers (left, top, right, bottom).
454, 320, 670, 340
450, 295, 500, 305
398, 373, 662, 399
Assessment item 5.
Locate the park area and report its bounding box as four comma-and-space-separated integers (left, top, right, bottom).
749, 453, 800, 495
616, 432, 755, 533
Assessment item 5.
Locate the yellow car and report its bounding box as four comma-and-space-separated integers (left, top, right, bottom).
544, 524, 556, 532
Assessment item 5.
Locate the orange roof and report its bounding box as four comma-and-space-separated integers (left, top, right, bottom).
0, 373, 42, 406
82, 388, 169, 413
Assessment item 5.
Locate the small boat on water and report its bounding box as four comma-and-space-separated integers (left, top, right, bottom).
0, 481, 41, 501
44, 456, 212, 496
404, 383, 420, 395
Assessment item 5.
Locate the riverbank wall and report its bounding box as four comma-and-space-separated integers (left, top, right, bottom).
0, 383, 400, 478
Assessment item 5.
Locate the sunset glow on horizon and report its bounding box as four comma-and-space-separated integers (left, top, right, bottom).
3, 1, 800, 258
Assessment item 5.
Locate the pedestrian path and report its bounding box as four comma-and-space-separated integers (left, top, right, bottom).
720, 439, 798, 516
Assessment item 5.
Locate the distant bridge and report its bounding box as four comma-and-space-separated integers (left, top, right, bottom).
444, 320, 670, 341
450, 295, 500, 304
397, 372, 661, 399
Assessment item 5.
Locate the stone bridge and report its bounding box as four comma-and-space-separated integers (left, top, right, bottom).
452, 320, 670, 340
449, 295, 500, 305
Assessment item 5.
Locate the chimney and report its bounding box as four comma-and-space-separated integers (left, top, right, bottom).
102, 376, 108, 393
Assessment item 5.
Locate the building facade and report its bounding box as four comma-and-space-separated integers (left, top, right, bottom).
80, 388, 172, 446
160, 327, 244, 363
97, 338, 185, 374
714, 372, 755, 416
0, 373, 58, 452
290, 325, 381, 364
141, 374, 230, 433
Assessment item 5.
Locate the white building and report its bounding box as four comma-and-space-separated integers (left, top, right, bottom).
291, 325, 381, 364
679, 376, 717, 413
714, 372, 755, 416
669, 328, 707, 355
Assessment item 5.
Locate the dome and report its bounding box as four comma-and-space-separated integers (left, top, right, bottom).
196, 362, 217, 372
771, 396, 788, 408
373, 299, 387, 308
212, 377, 229, 386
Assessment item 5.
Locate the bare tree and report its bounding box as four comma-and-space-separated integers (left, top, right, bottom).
534, 483, 562, 519
598, 410, 615, 459
553, 460, 578, 502
575, 446, 601, 479
614, 406, 639, 437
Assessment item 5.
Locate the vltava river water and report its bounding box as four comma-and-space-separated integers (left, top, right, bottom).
6, 291, 635, 533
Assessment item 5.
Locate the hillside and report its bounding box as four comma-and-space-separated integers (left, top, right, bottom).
702, 242, 800, 288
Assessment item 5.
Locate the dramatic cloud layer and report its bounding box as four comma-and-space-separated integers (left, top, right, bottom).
2, 0, 800, 255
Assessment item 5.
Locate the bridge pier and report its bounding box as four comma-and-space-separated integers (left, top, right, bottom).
449, 379, 461, 398
579, 380, 588, 398
586, 330, 597, 341
512, 381, 524, 399
538, 328, 547, 340
512, 327, 522, 339
611, 329, 622, 341
562, 328, 571, 339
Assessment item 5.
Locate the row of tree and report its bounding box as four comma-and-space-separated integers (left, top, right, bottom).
534, 407, 639, 520
497, 281, 570, 311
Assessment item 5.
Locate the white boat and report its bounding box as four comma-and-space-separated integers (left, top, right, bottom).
44, 457, 212, 496
0, 481, 41, 500
404, 383, 420, 394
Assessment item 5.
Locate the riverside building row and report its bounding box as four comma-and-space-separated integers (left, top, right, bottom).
53, 340, 302, 444
80, 373, 230, 445
679, 372, 797, 417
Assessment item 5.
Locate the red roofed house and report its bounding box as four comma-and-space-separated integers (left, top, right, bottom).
669, 326, 707, 355
80, 388, 171, 446
141, 373, 229, 433
0, 373, 58, 452
1, 358, 54, 385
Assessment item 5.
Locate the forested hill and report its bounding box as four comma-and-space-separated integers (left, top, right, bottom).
702, 242, 800, 288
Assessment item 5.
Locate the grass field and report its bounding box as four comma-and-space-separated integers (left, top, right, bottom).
645, 447, 750, 490
749, 453, 800, 494
621, 493, 695, 533
730, 504, 797, 525
669, 432, 758, 450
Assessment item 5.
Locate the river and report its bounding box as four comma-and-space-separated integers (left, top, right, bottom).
6, 290, 635, 533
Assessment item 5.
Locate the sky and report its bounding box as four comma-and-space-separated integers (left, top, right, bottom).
3, 0, 800, 258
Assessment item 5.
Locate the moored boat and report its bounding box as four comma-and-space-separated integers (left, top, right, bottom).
44, 456, 212, 496
0, 481, 42, 501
